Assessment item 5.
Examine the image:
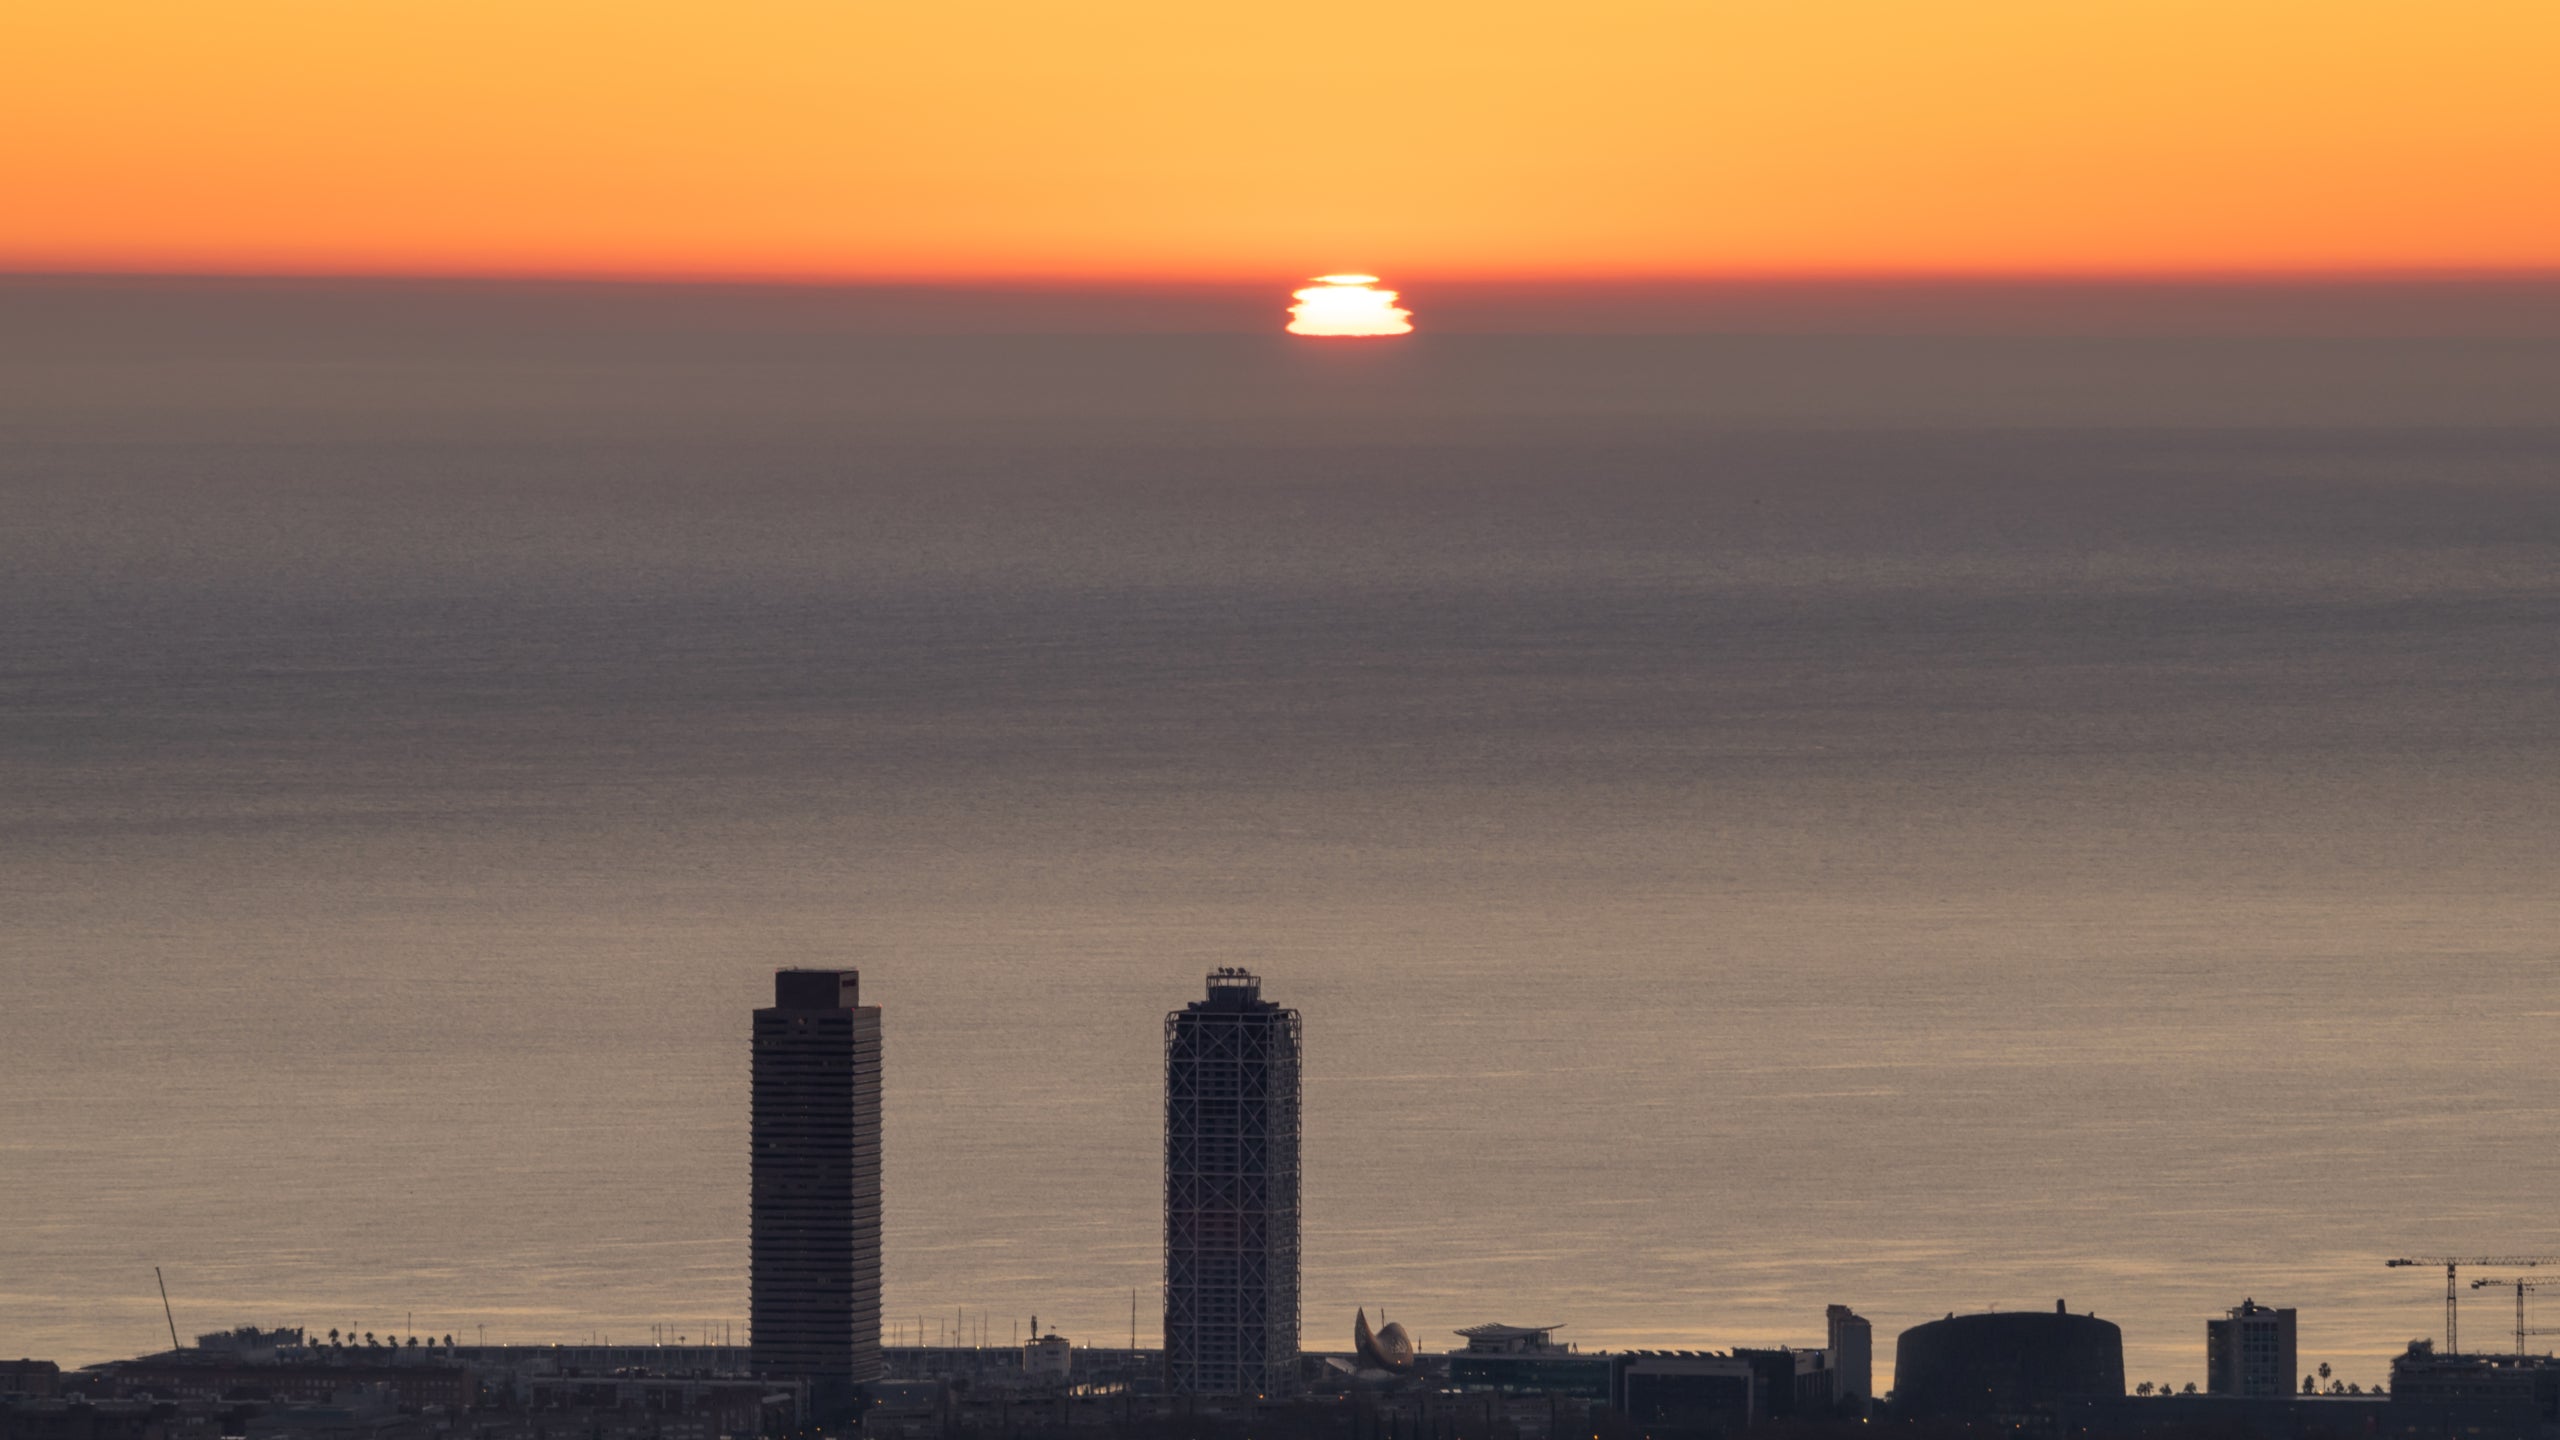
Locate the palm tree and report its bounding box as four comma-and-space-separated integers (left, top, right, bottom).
328, 1329, 340, 1346
2135, 1383, 2154, 1397
2318, 1362, 2332, 1385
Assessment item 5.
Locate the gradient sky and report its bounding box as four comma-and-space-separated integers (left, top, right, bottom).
6, 0, 2559, 279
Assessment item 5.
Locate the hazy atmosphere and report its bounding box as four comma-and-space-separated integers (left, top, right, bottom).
5, 280, 2555, 1391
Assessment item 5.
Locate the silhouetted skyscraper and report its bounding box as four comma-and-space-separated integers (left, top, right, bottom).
751, 969, 883, 1413
1164, 968, 1301, 1396
1828, 1304, 1873, 1414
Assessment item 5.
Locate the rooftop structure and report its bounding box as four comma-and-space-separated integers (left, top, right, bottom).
1447, 1323, 1600, 1398
1453, 1324, 1568, 1355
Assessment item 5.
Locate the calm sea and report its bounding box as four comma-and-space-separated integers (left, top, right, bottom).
3, 281, 2556, 1389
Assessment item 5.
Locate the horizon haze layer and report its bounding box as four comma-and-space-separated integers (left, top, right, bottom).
12, 273, 2560, 339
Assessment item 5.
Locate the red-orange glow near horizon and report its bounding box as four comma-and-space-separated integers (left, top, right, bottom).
4, 2, 2560, 280
1287, 276, 1414, 336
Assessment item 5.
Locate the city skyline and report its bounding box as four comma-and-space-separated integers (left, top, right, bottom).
5, 922, 2539, 1383
9, 959, 2471, 1398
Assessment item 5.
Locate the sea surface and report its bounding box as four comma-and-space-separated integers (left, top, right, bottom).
3, 281, 2557, 1389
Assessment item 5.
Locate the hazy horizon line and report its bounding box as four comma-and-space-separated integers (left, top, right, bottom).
15, 263, 2560, 288
15, 269, 2560, 338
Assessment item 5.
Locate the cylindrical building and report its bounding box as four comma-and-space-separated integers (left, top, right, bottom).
1893, 1304, 2125, 1419
1164, 969, 1302, 1396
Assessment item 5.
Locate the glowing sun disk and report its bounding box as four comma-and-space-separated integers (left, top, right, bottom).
1287, 276, 1413, 337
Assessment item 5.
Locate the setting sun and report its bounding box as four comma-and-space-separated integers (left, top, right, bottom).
1286, 276, 1414, 337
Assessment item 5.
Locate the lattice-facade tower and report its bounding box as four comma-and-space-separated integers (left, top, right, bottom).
1164, 968, 1302, 1396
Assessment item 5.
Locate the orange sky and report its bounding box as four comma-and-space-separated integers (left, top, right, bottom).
4, 0, 2558, 280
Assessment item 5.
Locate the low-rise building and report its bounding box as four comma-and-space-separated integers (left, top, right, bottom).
1445, 1325, 1609, 1400
0, 1398, 172, 1440
238, 1391, 417, 1440
1893, 1303, 2126, 1421
1610, 1352, 1755, 1433
81, 1363, 471, 1412
2063, 1393, 2387, 1436
510, 1375, 795, 1440
1731, 1346, 1834, 1419
2206, 1298, 2297, 1398
1022, 1332, 1073, 1383
2387, 1340, 2560, 1429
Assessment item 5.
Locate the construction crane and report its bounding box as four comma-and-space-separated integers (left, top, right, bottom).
154, 1267, 180, 1354
2469, 1278, 2560, 1355
2387, 1257, 2560, 1355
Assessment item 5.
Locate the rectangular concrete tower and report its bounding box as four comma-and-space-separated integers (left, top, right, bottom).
751, 969, 883, 1411
1164, 968, 1302, 1396
1827, 1304, 1874, 1415
2206, 1299, 2296, 1397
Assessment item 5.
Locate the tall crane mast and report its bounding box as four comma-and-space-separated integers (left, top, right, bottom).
2387, 1257, 2560, 1355
2469, 1277, 2560, 1355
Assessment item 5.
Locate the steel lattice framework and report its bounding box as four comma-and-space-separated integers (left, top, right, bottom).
1164, 969, 1302, 1397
